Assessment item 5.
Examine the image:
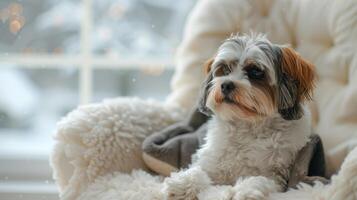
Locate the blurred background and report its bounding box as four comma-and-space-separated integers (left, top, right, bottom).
0, 0, 195, 199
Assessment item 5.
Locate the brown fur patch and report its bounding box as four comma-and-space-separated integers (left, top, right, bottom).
281, 47, 316, 101
233, 84, 275, 117
204, 58, 214, 74
250, 81, 277, 115
214, 86, 224, 104
232, 93, 259, 118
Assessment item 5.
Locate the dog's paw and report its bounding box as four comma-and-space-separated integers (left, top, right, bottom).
229, 176, 279, 200
231, 176, 279, 200
162, 167, 211, 200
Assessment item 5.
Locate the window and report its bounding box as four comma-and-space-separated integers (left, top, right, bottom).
0, 0, 194, 199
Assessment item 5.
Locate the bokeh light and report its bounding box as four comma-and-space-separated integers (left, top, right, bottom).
2, 3, 25, 35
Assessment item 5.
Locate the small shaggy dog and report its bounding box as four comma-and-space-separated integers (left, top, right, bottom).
162, 34, 316, 200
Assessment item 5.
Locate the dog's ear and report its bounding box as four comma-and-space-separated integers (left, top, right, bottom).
204, 58, 214, 74
277, 47, 316, 120
198, 58, 214, 115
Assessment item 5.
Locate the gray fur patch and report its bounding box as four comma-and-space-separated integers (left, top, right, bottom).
272, 46, 303, 120
198, 71, 214, 116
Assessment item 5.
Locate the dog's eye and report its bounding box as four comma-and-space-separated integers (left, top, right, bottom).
221, 64, 231, 75
214, 64, 231, 76
246, 66, 265, 80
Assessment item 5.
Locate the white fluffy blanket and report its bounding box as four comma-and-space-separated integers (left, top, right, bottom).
76, 149, 357, 200
51, 98, 357, 200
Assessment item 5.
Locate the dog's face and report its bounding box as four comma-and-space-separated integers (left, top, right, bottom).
199, 34, 315, 121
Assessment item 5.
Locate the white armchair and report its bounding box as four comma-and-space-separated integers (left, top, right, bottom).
51, 0, 357, 199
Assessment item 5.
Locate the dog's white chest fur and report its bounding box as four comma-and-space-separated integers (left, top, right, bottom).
193, 112, 311, 185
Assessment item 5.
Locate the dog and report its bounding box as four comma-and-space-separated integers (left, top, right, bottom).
162, 33, 316, 200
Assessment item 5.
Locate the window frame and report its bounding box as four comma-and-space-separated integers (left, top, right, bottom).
0, 0, 174, 104
0, 0, 174, 198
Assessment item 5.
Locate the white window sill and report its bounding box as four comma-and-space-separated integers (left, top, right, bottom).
0, 150, 57, 200
0, 181, 58, 200
0, 155, 52, 180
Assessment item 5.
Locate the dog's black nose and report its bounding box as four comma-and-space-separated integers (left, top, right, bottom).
221, 81, 235, 95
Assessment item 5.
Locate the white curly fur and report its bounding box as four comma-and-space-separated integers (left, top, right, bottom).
50, 97, 357, 200
50, 98, 186, 200
163, 166, 211, 200
55, 147, 357, 200
162, 107, 312, 200
77, 170, 165, 200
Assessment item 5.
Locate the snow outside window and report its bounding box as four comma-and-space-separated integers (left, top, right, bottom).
0, 0, 194, 199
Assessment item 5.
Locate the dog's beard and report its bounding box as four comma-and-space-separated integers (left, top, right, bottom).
206, 83, 276, 122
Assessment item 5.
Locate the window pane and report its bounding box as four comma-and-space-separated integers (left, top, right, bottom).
93, 67, 173, 102
0, 1, 81, 55
0, 66, 78, 155
91, 0, 195, 58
